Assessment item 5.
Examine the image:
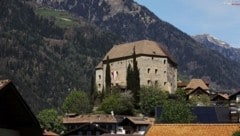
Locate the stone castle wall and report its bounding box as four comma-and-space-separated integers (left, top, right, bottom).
96, 55, 177, 93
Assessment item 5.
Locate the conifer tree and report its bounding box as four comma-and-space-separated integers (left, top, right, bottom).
127, 64, 133, 90
126, 47, 140, 107
105, 56, 111, 94
132, 47, 140, 105
90, 75, 97, 106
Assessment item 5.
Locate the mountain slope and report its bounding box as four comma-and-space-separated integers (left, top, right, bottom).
37, 0, 240, 90
0, 0, 122, 112
193, 34, 240, 64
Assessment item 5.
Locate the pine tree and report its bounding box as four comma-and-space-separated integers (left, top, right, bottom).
105, 56, 111, 95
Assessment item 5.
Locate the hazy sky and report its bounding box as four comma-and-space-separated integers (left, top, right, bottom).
135, 0, 240, 48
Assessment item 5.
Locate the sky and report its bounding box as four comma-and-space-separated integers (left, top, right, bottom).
135, 0, 240, 48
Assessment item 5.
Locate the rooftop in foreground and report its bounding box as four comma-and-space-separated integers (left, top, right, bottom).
146, 124, 240, 136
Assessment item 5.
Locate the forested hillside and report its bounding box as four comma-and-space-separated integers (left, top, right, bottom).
0, 0, 121, 112
2, 0, 240, 112
37, 0, 240, 90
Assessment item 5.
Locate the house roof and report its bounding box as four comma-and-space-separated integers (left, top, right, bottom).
145, 124, 240, 136
177, 81, 188, 88
187, 87, 210, 95
102, 40, 176, 64
43, 130, 59, 136
229, 90, 240, 100
211, 93, 229, 101
62, 124, 109, 136
96, 61, 103, 69
102, 134, 142, 136
0, 79, 42, 136
191, 106, 230, 123
125, 116, 154, 125
185, 79, 209, 90
63, 114, 117, 124
0, 79, 10, 90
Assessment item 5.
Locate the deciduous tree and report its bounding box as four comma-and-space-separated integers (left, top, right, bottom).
158, 100, 196, 123
139, 86, 168, 116
62, 90, 90, 114
99, 91, 134, 115
37, 109, 64, 133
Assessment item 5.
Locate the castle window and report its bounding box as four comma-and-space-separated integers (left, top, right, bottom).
164, 60, 166, 64
155, 69, 158, 74
98, 75, 101, 79
155, 80, 158, 85
98, 84, 101, 87
152, 57, 154, 60
147, 80, 151, 85
147, 68, 150, 73
164, 71, 166, 74
164, 82, 167, 86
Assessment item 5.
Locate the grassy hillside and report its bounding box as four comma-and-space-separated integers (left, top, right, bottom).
35, 8, 84, 28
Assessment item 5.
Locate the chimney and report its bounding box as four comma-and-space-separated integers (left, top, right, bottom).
111, 110, 114, 116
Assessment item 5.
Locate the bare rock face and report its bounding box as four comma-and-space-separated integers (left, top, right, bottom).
193, 34, 240, 64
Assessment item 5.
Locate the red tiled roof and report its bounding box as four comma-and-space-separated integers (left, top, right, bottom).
185, 79, 209, 90
146, 124, 240, 136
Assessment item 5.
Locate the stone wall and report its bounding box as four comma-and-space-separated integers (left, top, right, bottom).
96, 55, 177, 93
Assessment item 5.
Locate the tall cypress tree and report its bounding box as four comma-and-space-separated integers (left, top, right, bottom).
132, 47, 140, 105
126, 47, 140, 107
127, 64, 133, 90
105, 56, 111, 95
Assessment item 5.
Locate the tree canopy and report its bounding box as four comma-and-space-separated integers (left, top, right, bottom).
37, 109, 64, 133
139, 86, 168, 116
158, 99, 196, 123
232, 130, 240, 136
189, 94, 211, 106
62, 90, 90, 114
99, 91, 134, 115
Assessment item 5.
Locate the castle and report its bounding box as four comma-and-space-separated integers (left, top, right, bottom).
95, 40, 177, 93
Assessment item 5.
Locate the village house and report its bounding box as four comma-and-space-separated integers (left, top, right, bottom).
95, 40, 177, 93
183, 79, 210, 102
211, 93, 229, 105
62, 114, 154, 135
63, 114, 117, 134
